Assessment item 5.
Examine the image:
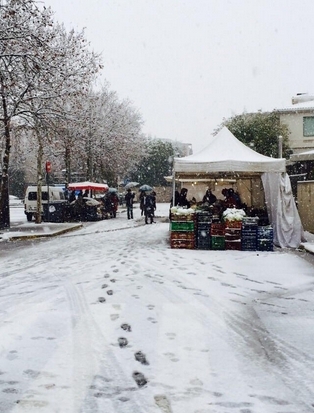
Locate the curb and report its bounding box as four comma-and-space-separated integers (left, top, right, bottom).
6, 223, 83, 241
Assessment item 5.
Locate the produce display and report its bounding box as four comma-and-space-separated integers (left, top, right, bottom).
169, 207, 273, 251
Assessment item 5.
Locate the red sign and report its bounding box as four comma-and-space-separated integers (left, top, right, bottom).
45, 161, 52, 173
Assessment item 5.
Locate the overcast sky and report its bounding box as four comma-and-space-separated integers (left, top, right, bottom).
44, 0, 314, 153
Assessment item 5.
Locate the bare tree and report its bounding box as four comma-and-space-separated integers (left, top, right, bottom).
0, 0, 102, 226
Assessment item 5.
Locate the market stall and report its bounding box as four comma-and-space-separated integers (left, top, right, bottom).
67, 181, 109, 221
171, 127, 304, 249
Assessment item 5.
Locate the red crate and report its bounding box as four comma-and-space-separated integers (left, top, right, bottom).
210, 222, 225, 236
171, 239, 195, 249
224, 221, 242, 229
171, 232, 195, 241
225, 240, 242, 250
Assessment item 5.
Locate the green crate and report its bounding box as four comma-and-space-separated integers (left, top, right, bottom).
211, 236, 225, 250
171, 221, 195, 232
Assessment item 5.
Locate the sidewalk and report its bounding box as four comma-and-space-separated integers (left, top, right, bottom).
0, 221, 83, 242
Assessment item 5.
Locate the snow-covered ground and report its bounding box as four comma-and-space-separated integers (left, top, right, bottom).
0, 204, 314, 413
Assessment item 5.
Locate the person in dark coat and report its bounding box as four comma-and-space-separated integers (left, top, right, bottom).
139, 190, 145, 216
125, 188, 135, 219
144, 193, 155, 224
224, 188, 241, 208
177, 188, 190, 208
110, 192, 119, 218
69, 191, 76, 203
202, 189, 217, 205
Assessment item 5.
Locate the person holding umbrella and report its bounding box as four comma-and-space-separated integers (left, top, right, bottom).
125, 188, 135, 219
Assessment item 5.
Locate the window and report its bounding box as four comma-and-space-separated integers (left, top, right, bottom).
303, 116, 314, 136
28, 192, 37, 201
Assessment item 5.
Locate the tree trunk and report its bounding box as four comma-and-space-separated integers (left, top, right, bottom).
65, 145, 71, 186
35, 134, 43, 224
0, 80, 11, 229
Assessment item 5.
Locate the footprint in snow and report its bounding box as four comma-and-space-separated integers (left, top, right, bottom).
134, 351, 149, 365
132, 371, 147, 387
121, 323, 131, 332
118, 337, 128, 348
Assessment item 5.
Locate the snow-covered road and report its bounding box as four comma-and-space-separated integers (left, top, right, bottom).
0, 205, 314, 413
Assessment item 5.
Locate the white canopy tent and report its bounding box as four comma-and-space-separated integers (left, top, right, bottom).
172, 127, 304, 248
174, 127, 286, 174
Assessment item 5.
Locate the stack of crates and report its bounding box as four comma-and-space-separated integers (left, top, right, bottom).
241, 217, 259, 251
170, 213, 195, 249
210, 220, 225, 250
195, 211, 212, 249
257, 226, 274, 251
225, 220, 242, 250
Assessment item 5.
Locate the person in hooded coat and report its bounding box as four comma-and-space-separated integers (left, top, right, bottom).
144, 193, 155, 224
202, 189, 217, 205
177, 188, 190, 208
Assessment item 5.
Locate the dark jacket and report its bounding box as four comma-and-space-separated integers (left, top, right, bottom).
177, 188, 190, 208
203, 190, 217, 205
144, 194, 155, 211
125, 191, 135, 207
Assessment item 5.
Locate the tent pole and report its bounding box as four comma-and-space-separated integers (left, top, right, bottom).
172, 170, 176, 207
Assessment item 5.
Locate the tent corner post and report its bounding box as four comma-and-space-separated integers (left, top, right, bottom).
172, 172, 176, 208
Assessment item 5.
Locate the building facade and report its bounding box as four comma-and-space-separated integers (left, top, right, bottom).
275, 93, 314, 154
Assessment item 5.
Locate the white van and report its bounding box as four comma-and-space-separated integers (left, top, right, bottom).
24, 185, 66, 221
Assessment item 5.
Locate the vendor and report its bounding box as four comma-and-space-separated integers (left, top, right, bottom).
177, 188, 190, 208
202, 188, 217, 205
223, 188, 241, 208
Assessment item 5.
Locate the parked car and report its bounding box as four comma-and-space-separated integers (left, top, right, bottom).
9, 195, 23, 207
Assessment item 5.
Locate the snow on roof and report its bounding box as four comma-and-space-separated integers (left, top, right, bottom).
274, 100, 314, 112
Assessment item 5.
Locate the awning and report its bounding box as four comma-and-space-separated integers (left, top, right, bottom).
68, 181, 109, 191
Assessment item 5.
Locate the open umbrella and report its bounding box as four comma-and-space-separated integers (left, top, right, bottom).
139, 184, 153, 192
108, 187, 118, 193
125, 181, 139, 189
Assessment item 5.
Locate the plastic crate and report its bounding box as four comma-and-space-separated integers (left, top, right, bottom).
242, 242, 257, 251
171, 214, 195, 222
242, 227, 258, 235
197, 222, 211, 230
224, 220, 242, 229
225, 228, 241, 237
171, 239, 195, 249
257, 239, 273, 251
210, 223, 225, 236
225, 240, 242, 250
242, 217, 259, 225
211, 236, 225, 250
171, 231, 195, 241
196, 242, 211, 250
257, 226, 273, 239
225, 234, 241, 242
170, 221, 195, 232
196, 212, 212, 223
